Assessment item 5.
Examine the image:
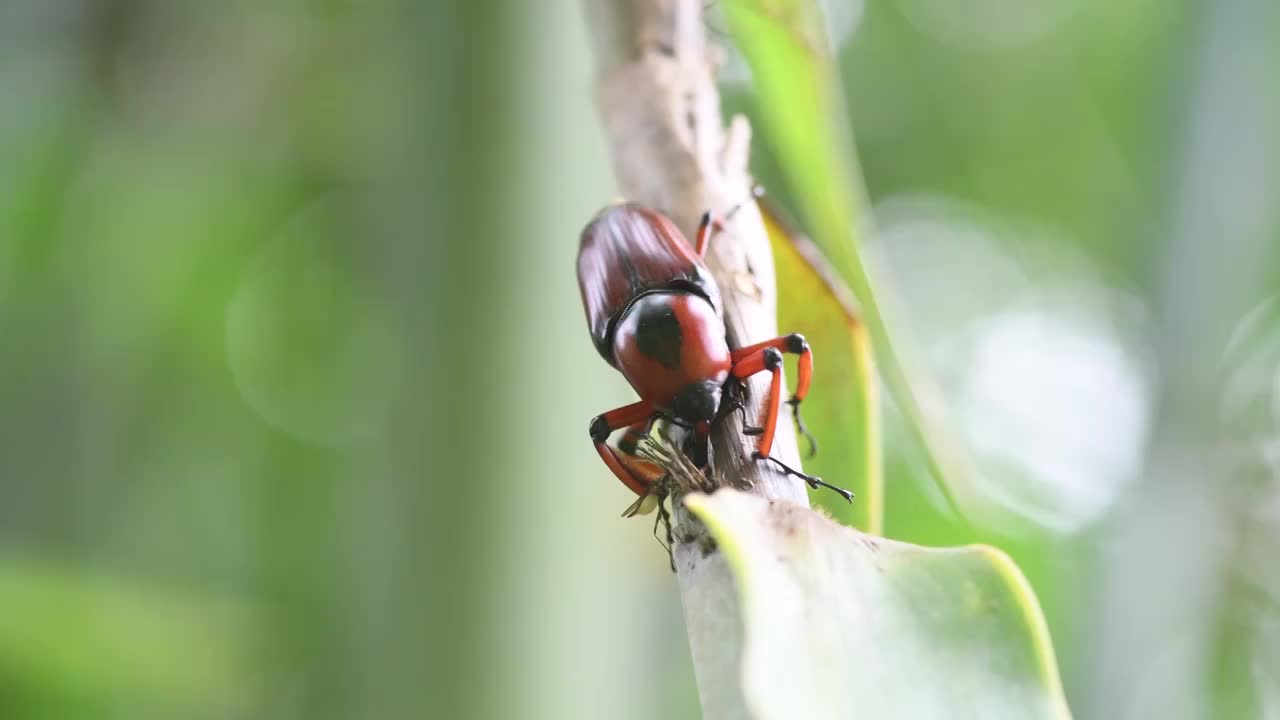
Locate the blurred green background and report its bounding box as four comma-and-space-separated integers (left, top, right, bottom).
1, 1, 1277, 718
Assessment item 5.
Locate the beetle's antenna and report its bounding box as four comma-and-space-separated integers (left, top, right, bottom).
754, 452, 854, 504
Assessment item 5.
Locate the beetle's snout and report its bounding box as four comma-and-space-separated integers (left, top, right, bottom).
672, 381, 721, 424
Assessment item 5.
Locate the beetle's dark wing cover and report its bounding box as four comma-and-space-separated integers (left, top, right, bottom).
577, 204, 720, 364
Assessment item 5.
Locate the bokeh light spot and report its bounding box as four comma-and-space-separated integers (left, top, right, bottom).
226, 199, 398, 448
872, 193, 1153, 532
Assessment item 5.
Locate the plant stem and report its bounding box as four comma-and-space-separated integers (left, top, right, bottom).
583, 1, 814, 715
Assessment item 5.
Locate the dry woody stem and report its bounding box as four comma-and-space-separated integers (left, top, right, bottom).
584, 1, 814, 716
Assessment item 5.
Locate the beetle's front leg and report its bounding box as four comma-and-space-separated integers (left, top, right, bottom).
732, 333, 817, 457
693, 198, 751, 257
589, 400, 662, 499
730, 347, 786, 457
730, 345, 853, 504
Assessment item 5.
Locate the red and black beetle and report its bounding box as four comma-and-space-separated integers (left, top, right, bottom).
578, 202, 852, 504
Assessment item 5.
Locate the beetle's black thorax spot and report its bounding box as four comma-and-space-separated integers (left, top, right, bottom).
633, 298, 683, 369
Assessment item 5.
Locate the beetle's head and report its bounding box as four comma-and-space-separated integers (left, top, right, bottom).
672, 380, 722, 426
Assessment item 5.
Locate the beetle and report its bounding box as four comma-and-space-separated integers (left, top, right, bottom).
578, 201, 853, 505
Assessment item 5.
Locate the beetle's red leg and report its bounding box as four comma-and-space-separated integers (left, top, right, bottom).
614, 416, 667, 508
693, 212, 720, 256
616, 417, 654, 455
589, 401, 660, 496
731, 347, 785, 456
731, 333, 811, 398
694, 197, 755, 256
730, 346, 853, 503
731, 333, 816, 456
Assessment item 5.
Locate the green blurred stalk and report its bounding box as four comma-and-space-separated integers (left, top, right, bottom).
721, 0, 970, 518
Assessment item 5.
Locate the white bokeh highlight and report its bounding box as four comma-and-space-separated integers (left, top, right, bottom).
871, 193, 1153, 533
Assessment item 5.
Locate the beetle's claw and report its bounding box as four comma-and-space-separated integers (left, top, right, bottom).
787, 398, 818, 459
655, 496, 676, 573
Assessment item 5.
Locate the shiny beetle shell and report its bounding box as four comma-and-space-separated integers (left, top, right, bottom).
577, 203, 721, 365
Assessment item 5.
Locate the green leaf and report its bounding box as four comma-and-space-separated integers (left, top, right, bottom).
723, 0, 971, 517
685, 490, 1072, 719
762, 200, 882, 533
